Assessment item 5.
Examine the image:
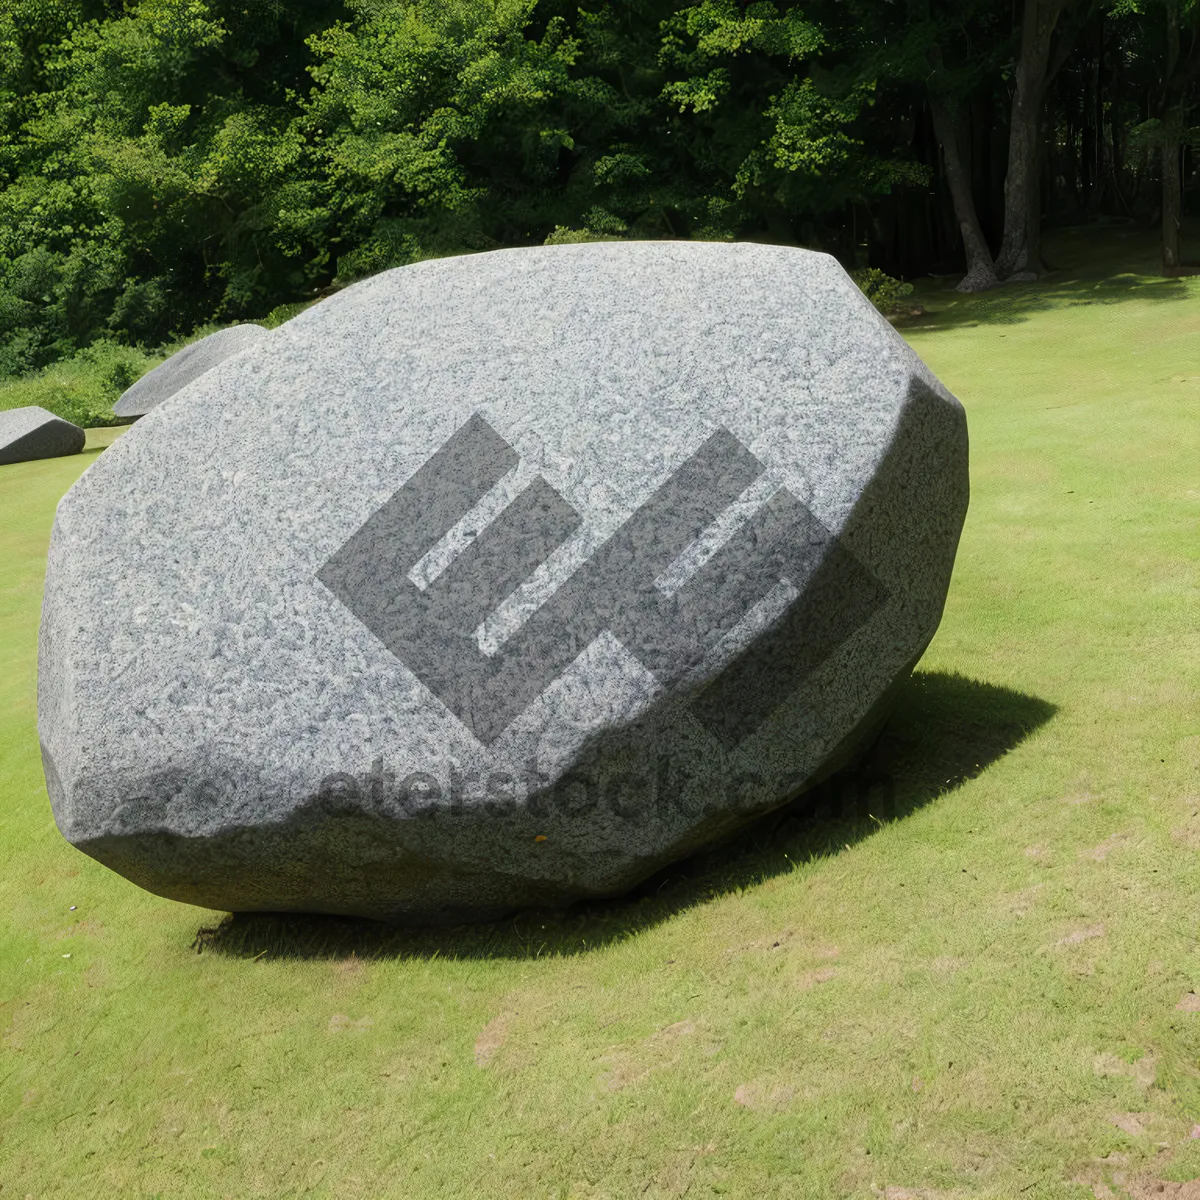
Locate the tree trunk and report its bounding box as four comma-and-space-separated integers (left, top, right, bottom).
996, 0, 1068, 278
1026, 108, 1050, 274
929, 96, 999, 291
1110, 44, 1126, 209
986, 93, 1009, 246
1163, 137, 1182, 272
1072, 119, 1086, 210
1086, 14, 1107, 213
1162, 0, 1183, 274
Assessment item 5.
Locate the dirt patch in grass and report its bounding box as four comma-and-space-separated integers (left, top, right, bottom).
796, 966, 839, 989
870, 1186, 962, 1199
597, 1017, 711, 1092
1094, 1053, 1157, 1088
723, 929, 840, 960
1041, 923, 1108, 975
1124, 1182, 1200, 1199
1112, 1112, 1151, 1137
927, 956, 964, 975
331, 954, 366, 983
733, 1081, 795, 1112
474, 1011, 514, 1067
1001, 882, 1045, 916
1049, 924, 1106, 948
54, 917, 104, 940
328, 1014, 374, 1033
1170, 809, 1200, 851
1084, 832, 1136, 861
648, 1019, 696, 1043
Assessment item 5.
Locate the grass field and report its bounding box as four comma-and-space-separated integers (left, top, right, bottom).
2, 227, 1199, 1198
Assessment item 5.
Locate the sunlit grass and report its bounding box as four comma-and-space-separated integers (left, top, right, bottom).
1, 229, 1199, 1198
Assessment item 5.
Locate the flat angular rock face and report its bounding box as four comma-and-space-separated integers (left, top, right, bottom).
40, 243, 968, 924
0, 406, 85, 465
113, 324, 269, 418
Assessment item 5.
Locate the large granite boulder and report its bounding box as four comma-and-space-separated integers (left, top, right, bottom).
0, 406, 85, 465
39, 242, 968, 924
113, 324, 269, 418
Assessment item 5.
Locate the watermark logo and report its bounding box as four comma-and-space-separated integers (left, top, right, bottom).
318, 415, 886, 745
106, 750, 899, 834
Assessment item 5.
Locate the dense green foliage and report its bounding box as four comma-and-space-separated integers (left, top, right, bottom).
0, 0, 341, 372
0, 324, 260, 425
1, 0, 1197, 374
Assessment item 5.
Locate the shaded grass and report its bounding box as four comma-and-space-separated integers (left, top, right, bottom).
196, 673, 1056, 963
1, 227, 1199, 1198
902, 218, 1200, 332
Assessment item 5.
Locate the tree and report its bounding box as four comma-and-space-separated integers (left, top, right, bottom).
643, 0, 928, 255
855, 0, 1010, 290
2, 0, 1199, 372
994, 0, 1090, 278
928, 88, 999, 290
1155, 0, 1199, 271
291, 0, 581, 279
0, 0, 345, 372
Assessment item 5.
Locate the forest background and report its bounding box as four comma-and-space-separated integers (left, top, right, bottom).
1, 0, 1197, 380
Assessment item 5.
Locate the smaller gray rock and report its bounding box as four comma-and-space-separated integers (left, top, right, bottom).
114, 324, 269, 418
0, 406, 85, 465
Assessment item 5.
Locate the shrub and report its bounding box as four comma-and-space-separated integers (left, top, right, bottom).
0, 341, 154, 428
850, 267, 914, 315
0, 325, 263, 428
543, 227, 625, 245
262, 301, 319, 329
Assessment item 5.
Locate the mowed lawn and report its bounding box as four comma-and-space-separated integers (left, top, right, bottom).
2, 232, 1199, 1198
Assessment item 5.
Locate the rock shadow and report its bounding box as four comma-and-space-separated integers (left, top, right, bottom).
191, 669, 1055, 962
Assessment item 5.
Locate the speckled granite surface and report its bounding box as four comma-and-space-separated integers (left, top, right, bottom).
0, 406, 84, 465
39, 242, 968, 922
113, 324, 270, 418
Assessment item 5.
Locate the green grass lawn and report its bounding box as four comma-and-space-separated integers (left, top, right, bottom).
2, 230, 1199, 1198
